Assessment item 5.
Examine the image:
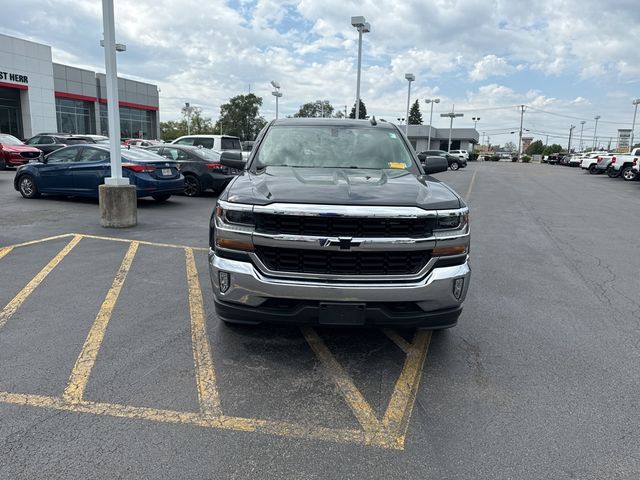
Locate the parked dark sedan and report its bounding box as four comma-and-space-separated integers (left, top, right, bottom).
24, 133, 94, 155
417, 149, 466, 170
144, 144, 242, 196
14, 145, 184, 201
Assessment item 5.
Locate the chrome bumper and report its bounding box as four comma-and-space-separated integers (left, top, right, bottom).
208, 250, 470, 312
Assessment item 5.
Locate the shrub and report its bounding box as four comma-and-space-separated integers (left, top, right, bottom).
469, 152, 479, 161
490, 155, 500, 162
522, 155, 532, 163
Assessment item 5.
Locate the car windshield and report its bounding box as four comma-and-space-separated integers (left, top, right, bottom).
255, 126, 414, 169
121, 148, 165, 161
0, 134, 24, 145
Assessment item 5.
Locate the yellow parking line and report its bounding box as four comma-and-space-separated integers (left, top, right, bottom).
0, 390, 379, 448
381, 329, 411, 354
381, 330, 431, 449
185, 247, 222, 417
63, 241, 139, 402
0, 246, 13, 260
74, 233, 208, 252
0, 235, 82, 331
2, 233, 75, 249
301, 326, 381, 434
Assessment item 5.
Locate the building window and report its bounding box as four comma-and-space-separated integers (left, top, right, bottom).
55, 98, 94, 134
100, 104, 155, 139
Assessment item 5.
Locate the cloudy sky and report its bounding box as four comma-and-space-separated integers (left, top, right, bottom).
3, 0, 640, 147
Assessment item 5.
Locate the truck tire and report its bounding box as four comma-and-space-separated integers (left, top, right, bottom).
450, 162, 460, 171
607, 168, 620, 178
588, 164, 598, 174
621, 167, 637, 181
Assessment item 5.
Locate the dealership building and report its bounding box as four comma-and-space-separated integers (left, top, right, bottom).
0, 33, 160, 140
405, 125, 479, 152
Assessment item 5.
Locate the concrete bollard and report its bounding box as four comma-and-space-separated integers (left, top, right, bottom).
99, 184, 137, 228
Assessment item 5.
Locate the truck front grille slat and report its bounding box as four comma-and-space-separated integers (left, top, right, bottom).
255, 214, 435, 238
256, 247, 430, 276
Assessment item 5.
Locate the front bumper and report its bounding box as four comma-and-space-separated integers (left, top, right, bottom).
208, 251, 471, 327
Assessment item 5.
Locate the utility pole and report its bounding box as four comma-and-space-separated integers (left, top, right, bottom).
481, 132, 485, 148
517, 104, 526, 161
579, 120, 586, 152
404, 73, 415, 135
185, 102, 192, 135
568, 125, 575, 153
344, 105, 348, 118
440, 105, 464, 153
631, 99, 640, 152
545, 135, 549, 147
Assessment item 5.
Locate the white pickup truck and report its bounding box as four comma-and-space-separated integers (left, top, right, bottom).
580, 151, 609, 173
606, 148, 640, 180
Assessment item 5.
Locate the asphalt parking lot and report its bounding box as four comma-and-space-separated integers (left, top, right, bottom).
1, 163, 639, 479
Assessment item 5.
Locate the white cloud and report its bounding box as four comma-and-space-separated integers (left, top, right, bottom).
469, 55, 514, 81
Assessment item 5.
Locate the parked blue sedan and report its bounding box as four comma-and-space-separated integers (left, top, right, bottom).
13, 145, 184, 202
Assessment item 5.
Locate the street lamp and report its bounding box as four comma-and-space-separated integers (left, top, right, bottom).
396, 118, 405, 125
425, 98, 440, 149
471, 117, 480, 152
404, 73, 415, 135
631, 99, 640, 152
593, 115, 601, 150
440, 105, 463, 153
271, 80, 282, 119
579, 120, 586, 152
184, 102, 193, 135
351, 16, 370, 120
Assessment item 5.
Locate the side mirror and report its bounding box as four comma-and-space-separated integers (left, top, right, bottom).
417, 153, 426, 162
220, 151, 245, 170
422, 156, 448, 174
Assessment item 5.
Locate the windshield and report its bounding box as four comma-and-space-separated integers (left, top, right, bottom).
0, 134, 24, 145
255, 126, 414, 169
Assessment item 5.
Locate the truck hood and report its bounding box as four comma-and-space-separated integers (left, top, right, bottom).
223, 167, 462, 209
1, 144, 41, 153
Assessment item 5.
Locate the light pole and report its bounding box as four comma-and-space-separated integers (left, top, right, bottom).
404, 73, 415, 135
271, 80, 282, 119
568, 125, 575, 152
440, 105, 463, 153
396, 118, 405, 125
425, 98, 440, 149
351, 16, 370, 120
99, 0, 135, 227
631, 99, 640, 152
593, 115, 600, 150
185, 102, 192, 135
579, 120, 586, 152
472, 117, 480, 152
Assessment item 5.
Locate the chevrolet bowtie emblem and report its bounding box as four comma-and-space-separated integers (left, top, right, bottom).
319, 237, 361, 250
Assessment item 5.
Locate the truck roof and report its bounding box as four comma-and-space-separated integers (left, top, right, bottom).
271, 118, 397, 129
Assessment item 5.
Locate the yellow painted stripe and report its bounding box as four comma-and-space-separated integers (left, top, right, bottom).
63, 241, 139, 402
185, 247, 221, 417
381, 330, 431, 449
381, 329, 411, 354
2, 233, 75, 249
0, 246, 13, 261
301, 326, 381, 434
0, 235, 82, 330
465, 168, 478, 201
74, 233, 208, 252
0, 391, 383, 448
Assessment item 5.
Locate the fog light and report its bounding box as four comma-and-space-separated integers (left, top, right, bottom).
453, 278, 464, 300
219, 272, 230, 293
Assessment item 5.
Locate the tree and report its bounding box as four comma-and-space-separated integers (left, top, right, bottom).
525, 139, 545, 155
160, 120, 187, 141
408, 100, 423, 125
348, 100, 367, 119
181, 106, 216, 135
293, 100, 335, 118
543, 143, 563, 156
504, 141, 517, 152
213, 94, 267, 141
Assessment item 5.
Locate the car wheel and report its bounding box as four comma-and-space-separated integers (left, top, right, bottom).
588, 165, 598, 174
18, 175, 40, 199
607, 168, 620, 178
450, 162, 460, 171
0, 161, 6, 171
152, 194, 171, 202
621, 167, 637, 181
183, 175, 202, 197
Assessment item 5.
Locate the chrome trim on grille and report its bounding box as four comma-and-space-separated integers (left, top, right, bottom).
253, 203, 438, 218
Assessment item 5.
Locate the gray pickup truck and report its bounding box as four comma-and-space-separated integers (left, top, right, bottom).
208, 118, 471, 328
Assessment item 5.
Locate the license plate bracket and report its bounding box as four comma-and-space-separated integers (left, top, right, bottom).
318, 303, 366, 325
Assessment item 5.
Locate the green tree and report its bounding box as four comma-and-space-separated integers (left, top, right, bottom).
348, 100, 368, 119
525, 139, 545, 155
181, 106, 216, 135
408, 100, 423, 125
213, 94, 267, 141
293, 100, 335, 118
160, 120, 187, 141
543, 143, 563, 156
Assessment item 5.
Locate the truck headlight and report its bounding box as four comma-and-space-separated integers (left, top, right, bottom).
436, 210, 469, 230
215, 202, 255, 226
